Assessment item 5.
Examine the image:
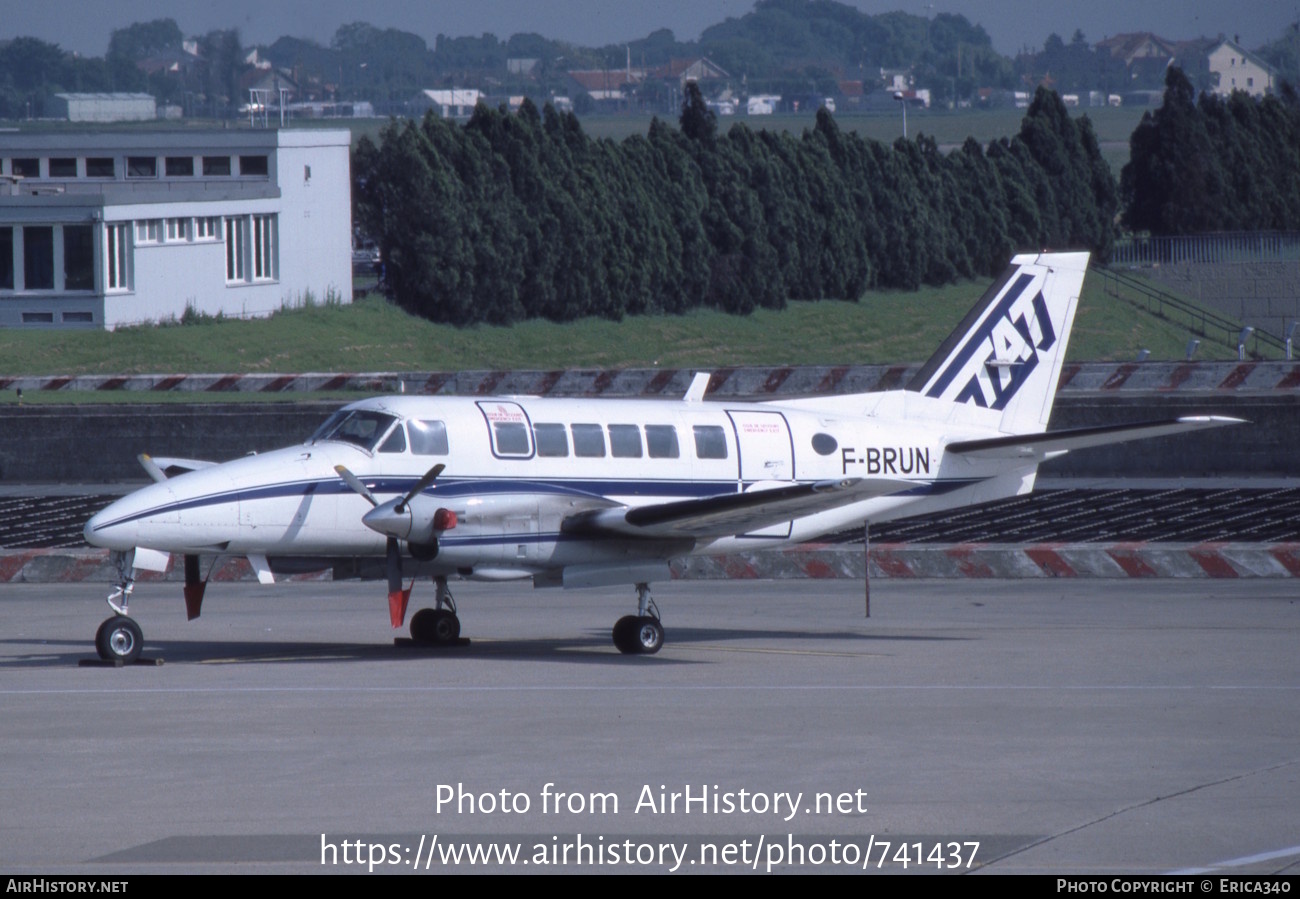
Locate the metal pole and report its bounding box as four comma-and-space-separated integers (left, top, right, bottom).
863, 523, 870, 618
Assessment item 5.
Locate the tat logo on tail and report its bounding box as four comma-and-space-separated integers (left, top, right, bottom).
923, 273, 1058, 410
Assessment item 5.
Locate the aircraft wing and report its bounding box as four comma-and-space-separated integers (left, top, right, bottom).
563, 477, 913, 539
946, 415, 1244, 461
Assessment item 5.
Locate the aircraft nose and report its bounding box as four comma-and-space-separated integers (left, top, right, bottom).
84, 483, 179, 551
361, 501, 412, 540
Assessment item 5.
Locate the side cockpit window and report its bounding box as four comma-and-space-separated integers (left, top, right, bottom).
378, 423, 407, 454
309, 410, 398, 452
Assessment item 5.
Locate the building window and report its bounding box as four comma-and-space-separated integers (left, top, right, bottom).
252, 214, 275, 280
21, 312, 54, 324
203, 156, 231, 176
135, 220, 161, 244
49, 158, 77, 178
195, 217, 220, 240
62, 312, 93, 323
0, 228, 12, 290
63, 225, 94, 291
225, 216, 246, 281
239, 155, 269, 176
126, 156, 157, 178
165, 156, 194, 176
106, 223, 129, 291
165, 218, 190, 242
23, 226, 54, 290
86, 157, 115, 178
11, 158, 39, 178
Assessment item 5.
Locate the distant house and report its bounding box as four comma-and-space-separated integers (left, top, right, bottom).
1207, 39, 1276, 98
1096, 32, 1179, 66
411, 89, 484, 118
50, 94, 156, 123
654, 58, 729, 88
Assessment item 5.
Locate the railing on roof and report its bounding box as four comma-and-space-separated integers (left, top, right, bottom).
1111, 231, 1300, 266
1090, 265, 1286, 358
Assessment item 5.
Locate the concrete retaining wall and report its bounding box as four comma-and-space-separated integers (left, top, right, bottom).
1142, 261, 1300, 337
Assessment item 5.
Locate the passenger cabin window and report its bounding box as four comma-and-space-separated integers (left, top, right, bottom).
203, 156, 231, 176
409, 420, 449, 455
694, 425, 729, 459
48, 158, 76, 178
645, 425, 680, 459
239, 155, 269, 176
165, 156, 194, 176
571, 424, 605, 458
11, 158, 38, 178
492, 421, 530, 455
609, 425, 642, 458
86, 158, 115, 178
534, 423, 569, 457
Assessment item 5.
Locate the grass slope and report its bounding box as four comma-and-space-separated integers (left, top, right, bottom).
0, 273, 1244, 391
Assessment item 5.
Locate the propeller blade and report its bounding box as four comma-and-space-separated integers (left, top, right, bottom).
395, 463, 445, 513
334, 465, 378, 507
138, 454, 168, 483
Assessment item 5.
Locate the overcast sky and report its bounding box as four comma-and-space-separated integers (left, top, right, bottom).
6, 0, 1295, 58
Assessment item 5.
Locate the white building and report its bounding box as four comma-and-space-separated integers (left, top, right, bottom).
50, 93, 156, 123
0, 129, 352, 329
1207, 40, 1276, 98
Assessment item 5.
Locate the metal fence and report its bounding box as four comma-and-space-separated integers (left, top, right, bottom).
1110, 232, 1300, 266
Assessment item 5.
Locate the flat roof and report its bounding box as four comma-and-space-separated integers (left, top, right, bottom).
0, 129, 350, 153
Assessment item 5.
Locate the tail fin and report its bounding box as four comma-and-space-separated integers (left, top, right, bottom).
906, 251, 1087, 434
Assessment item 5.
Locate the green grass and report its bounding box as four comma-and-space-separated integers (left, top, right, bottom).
0, 271, 1249, 403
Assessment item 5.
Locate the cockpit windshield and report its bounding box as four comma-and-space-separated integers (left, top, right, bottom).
308, 410, 399, 452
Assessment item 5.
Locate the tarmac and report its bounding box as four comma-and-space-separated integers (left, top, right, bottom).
2, 578, 1297, 874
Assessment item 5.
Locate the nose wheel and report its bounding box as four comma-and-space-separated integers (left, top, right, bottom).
95, 615, 143, 664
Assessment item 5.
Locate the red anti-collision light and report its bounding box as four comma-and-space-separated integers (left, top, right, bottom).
433, 508, 458, 530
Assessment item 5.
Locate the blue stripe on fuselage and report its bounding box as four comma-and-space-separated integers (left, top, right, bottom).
88, 475, 984, 534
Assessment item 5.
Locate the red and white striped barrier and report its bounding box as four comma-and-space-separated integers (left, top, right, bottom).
8, 542, 1300, 584
3, 361, 1300, 398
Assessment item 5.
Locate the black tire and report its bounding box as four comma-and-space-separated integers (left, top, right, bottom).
410, 608, 460, 644
612, 615, 640, 654
95, 616, 143, 663
634, 616, 664, 655
431, 609, 460, 642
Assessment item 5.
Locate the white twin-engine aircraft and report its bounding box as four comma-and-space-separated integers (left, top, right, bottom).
84, 252, 1238, 660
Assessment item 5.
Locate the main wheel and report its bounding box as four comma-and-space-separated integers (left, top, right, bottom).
410, 608, 460, 644
95, 616, 143, 664
634, 616, 664, 655
612, 615, 639, 654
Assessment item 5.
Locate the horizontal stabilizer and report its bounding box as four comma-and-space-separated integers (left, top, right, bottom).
946, 416, 1244, 461
565, 477, 913, 539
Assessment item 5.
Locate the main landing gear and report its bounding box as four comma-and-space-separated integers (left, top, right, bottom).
612, 582, 663, 655
408, 576, 462, 646
95, 551, 144, 663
